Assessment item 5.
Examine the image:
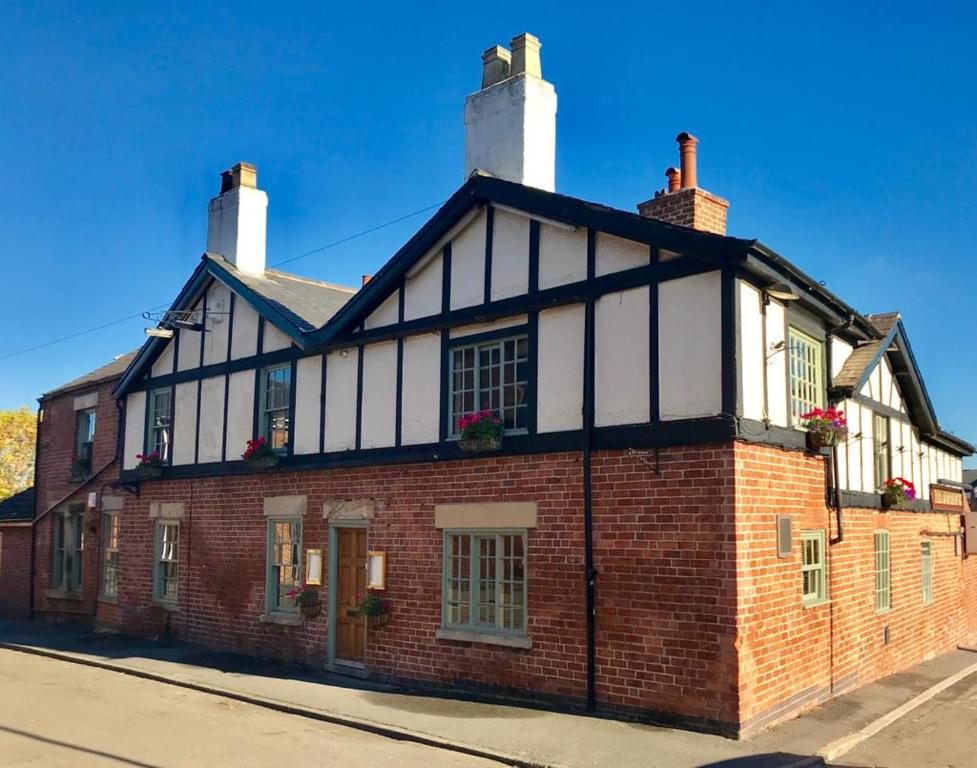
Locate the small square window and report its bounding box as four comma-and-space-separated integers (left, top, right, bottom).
801, 530, 827, 607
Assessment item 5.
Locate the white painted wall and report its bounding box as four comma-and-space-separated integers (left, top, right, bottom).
171, 382, 198, 466
293, 356, 322, 455
404, 250, 442, 321
659, 271, 722, 420
176, 301, 203, 372
765, 300, 788, 427
830, 337, 853, 381
738, 281, 764, 421
365, 289, 400, 330
197, 376, 225, 463
262, 322, 291, 353
538, 222, 586, 290
595, 287, 650, 426
225, 370, 255, 461
401, 333, 441, 445
230, 300, 260, 360
538, 304, 584, 432
202, 282, 232, 366
450, 315, 528, 339
595, 232, 648, 277
324, 349, 358, 452
449, 211, 486, 310
844, 400, 862, 493
151, 342, 175, 378
490, 208, 530, 301
361, 342, 398, 449
860, 406, 875, 492
123, 391, 146, 470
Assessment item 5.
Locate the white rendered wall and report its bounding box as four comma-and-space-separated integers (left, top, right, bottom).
293, 356, 322, 455
450, 315, 527, 339
176, 301, 203, 372
860, 406, 875, 492
197, 376, 225, 463
171, 382, 198, 466
365, 290, 400, 330
845, 400, 862, 493
449, 211, 486, 310
595, 287, 650, 426
831, 337, 853, 381
123, 391, 146, 469
659, 271, 722, 420
230, 300, 260, 360
738, 281, 764, 421
324, 349, 358, 452
404, 250, 442, 321
537, 304, 584, 432
202, 283, 232, 366
401, 333, 441, 445
262, 322, 291, 353
151, 342, 175, 378
361, 342, 397, 449
765, 300, 788, 427
595, 232, 648, 277
225, 370, 255, 460
490, 208, 529, 301
538, 222, 586, 289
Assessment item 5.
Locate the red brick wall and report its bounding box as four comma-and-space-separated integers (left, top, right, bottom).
734, 441, 977, 736
0, 525, 32, 619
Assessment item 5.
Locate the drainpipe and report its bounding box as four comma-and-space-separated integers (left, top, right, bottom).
28, 400, 42, 620
582, 299, 597, 711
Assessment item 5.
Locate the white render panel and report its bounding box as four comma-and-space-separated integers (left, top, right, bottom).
880, 358, 894, 408
831, 337, 853, 381
450, 315, 528, 339
293, 356, 322, 455
845, 401, 863, 493
151, 341, 175, 377
860, 406, 875, 492
171, 382, 198, 466
197, 376, 225, 464
595, 232, 649, 277
537, 304, 584, 432
738, 281, 764, 421
835, 436, 848, 490
538, 222, 587, 290
324, 349, 358, 452
225, 371, 255, 461
449, 211, 487, 310
490, 207, 530, 301
401, 333, 441, 445
404, 250, 443, 321
365, 290, 400, 330
765, 300, 788, 427
659, 271, 723, 420
890, 420, 904, 480
176, 302, 203, 372
361, 342, 398, 449
231, 300, 260, 360
595, 287, 650, 426
202, 283, 232, 366
123, 391, 147, 470
262, 323, 291, 353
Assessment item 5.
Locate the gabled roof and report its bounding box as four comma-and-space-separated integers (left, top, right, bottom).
43, 350, 140, 400
832, 313, 901, 391
0, 488, 35, 523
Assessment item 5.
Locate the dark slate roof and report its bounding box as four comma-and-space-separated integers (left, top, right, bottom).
832, 312, 900, 390
0, 488, 35, 522
963, 470, 977, 486
204, 254, 356, 333
43, 350, 140, 399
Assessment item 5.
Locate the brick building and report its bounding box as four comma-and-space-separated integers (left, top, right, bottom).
0, 488, 35, 619
23, 33, 977, 738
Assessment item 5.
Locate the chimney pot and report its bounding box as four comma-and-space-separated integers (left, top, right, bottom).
509, 33, 542, 78
361, 274, 372, 287
676, 132, 698, 189
481, 45, 512, 88
665, 166, 682, 192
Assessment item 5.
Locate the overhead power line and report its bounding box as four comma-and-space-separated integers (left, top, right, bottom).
0, 201, 444, 363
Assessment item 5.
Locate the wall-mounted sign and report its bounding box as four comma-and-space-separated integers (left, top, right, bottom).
305, 548, 323, 586
931, 485, 964, 512
367, 551, 386, 590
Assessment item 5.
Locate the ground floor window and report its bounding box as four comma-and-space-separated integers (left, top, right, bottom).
154, 521, 180, 603
52, 504, 84, 593
875, 530, 891, 612
267, 518, 302, 612
801, 530, 827, 607
921, 541, 933, 605
443, 530, 527, 634
100, 512, 120, 599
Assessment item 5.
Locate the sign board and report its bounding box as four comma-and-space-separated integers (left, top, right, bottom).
931, 485, 965, 512
305, 548, 323, 586
367, 551, 386, 590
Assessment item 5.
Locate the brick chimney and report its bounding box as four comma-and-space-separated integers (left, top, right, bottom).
637, 133, 729, 235
207, 162, 268, 275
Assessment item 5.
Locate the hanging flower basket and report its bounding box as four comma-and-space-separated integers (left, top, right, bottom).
357, 590, 392, 629
457, 411, 504, 454
800, 408, 848, 450
286, 584, 323, 620
880, 477, 916, 510
368, 612, 391, 630
242, 438, 279, 470
300, 600, 323, 619
135, 453, 164, 480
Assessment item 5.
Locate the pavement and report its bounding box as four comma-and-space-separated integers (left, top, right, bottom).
2, 619, 976, 768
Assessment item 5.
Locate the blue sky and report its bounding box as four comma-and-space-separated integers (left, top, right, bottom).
1, 3, 974, 461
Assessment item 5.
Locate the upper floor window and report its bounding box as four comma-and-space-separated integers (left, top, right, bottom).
873, 414, 891, 487
74, 408, 96, 474
788, 328, 825, 426
52, 504, 84, 594
449, 335, 529, 437
260, 365, 291, 453
147, 388, 173, 463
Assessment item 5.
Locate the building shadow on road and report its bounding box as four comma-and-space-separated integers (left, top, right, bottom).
0, 724, 162, 768
698, 756, 857, 768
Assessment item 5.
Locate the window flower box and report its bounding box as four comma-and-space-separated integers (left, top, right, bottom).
457, 411, 503, 454
880, 477, 915, 510
242, 437, 280, 471
135, 452, 164, 480
800, 407, 848, 450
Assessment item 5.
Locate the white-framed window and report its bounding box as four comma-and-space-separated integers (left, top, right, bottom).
442, 530, 527, 634
260, 365, 291, 453
801, 530, 827, 607
147, 388, 173, 462
154, 521, 180, 603
788, 327, 825, 426
52, 504, 84, 593
448, 335, 529, 437
100, 512, 121, 599
267, 518, 302, 612
875, 530, 891, 612
921, 541, 933, 605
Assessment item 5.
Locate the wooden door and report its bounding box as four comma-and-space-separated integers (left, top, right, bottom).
335, 527, 367, 663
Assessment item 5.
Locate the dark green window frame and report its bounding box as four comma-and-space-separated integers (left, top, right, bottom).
52, 504, 84, 593
153, 521, 180, 603
259, 365, 291, 454
146, 387, 173, 463
266, 518, 302, 613
448, 334, 530, 437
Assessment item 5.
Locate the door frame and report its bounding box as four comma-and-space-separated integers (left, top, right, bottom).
326, 519, 369, 672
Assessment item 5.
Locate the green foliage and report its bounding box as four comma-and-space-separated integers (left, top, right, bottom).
0, 407, 36, 500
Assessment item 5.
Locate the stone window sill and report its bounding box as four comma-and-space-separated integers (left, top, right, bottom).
44, 589, 82, 601
435, 627, 532, 649
153, 599, 179, 611
259, 612, 303, 627
98, 595, 119, 604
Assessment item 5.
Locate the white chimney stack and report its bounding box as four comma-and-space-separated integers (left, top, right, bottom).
464, 33, 557, 192
206, 162, 267, 275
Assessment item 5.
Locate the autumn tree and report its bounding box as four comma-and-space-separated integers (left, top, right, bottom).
0, 407, 36, 500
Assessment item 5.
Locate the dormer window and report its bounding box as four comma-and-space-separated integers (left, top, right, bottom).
260, 364, 291, 453
788, 327, 825, 426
